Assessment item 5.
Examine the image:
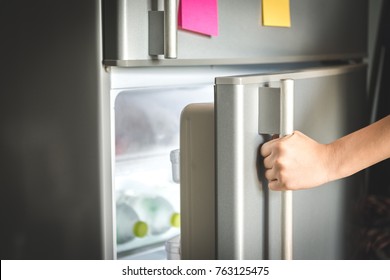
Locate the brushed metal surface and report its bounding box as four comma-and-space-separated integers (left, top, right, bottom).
0, 0, 113, 259
216, 65, 368, 259
103, 0, 367, 66
148, 11, 165, 56
216, 84, 265, 259
164, 0, 178, 58
280, 79, 294, 260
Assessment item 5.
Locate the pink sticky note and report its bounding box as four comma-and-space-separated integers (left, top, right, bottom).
178, 0, 218, 36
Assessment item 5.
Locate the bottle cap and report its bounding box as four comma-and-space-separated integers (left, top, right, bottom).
133, 221, 148, 238
170, 212, 181, 228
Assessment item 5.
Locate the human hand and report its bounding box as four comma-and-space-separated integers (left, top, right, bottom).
260, 131, 331, 191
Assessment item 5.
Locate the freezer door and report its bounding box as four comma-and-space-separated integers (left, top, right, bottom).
103, 0, 367, 66
215, 64, 369, 259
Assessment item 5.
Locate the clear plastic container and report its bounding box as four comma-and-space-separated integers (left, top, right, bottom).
165, 235, 181, 260
130, 195, 180, 235
116, 198, 148, 244
170, 149, 180, 183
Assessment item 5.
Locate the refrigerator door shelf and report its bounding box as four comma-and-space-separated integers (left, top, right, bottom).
180, 103, 216, 260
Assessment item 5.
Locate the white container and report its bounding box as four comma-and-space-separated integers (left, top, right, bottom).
170, 149, 180, 183
165, 235, 181, 260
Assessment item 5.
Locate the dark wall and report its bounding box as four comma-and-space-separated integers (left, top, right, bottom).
369, 1, 390, 197
356, 1, 390, 260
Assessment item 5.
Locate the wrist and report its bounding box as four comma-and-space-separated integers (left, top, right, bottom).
324, 141, 343, 183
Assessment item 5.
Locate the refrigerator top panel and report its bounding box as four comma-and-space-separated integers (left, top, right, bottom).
215, 64, 366, 85
103, 0, 367, 67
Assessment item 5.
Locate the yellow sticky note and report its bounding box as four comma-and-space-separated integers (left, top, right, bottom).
262, 0, 291, 27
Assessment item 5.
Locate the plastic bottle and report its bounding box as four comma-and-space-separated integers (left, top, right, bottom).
131, 195, 180, 235
116, 198, 148, 244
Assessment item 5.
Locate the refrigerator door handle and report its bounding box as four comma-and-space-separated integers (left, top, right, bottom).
258, 79, 294, 260
164, 0, 178, 59
149, 0, 178, 59
280, 79, 294, 260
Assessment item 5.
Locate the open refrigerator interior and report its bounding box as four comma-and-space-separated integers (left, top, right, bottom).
113, 84, 213, 259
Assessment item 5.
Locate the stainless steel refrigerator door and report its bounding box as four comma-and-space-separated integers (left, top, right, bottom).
0, 0, 114, 259
215, 64, 369, 259
103, 0, 367, 66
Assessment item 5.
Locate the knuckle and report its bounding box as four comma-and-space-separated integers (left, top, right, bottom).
278, 170, 292, 190
264, 170, 272, 180
274, 159, 285, 171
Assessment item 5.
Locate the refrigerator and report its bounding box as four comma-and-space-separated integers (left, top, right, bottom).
0, 0, 370, 260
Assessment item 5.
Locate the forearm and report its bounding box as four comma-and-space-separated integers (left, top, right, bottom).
327, 115, 390, 182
